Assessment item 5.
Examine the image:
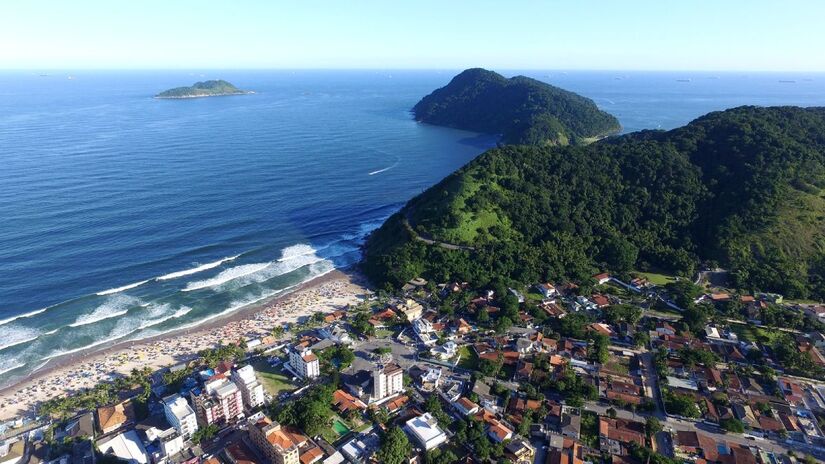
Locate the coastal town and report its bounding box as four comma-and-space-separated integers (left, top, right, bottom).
2, 270, 825, 464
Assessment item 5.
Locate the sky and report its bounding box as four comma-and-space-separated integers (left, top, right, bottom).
1, 0, 824, 71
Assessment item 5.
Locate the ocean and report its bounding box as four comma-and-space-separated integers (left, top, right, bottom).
1, 69, 824, 386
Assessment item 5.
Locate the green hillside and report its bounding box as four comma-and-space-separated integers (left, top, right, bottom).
412, 68, 621, 146
363, 106, 825, 299
155, 80, 248, 98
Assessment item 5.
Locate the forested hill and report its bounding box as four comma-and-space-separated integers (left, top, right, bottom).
155, 80, 249, 99
363, 106, 825, 299
412, 68, 621, 145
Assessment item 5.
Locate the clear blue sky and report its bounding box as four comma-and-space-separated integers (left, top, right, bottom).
2, 0, 824, 71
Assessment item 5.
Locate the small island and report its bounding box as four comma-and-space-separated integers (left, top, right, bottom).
413, 68, 621, 146
155, 79, 252, 99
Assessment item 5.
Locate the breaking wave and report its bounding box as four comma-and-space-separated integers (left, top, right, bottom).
69, 295, 138, 327
156, 254, 241, 281
96, 279, 151, 296
0, 325, 41, 351
182, 262, 272, 292
0, 307, 48, 327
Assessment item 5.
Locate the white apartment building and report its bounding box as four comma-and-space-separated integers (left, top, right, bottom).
162, 394, 198, 440
373, 363, 403, 402
231, 365, 266, 409
289, 346, 320, 379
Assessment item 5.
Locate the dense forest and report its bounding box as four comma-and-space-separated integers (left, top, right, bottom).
155, 79, 247, 98
363, 106, 825, 299
412, 68, 621, 145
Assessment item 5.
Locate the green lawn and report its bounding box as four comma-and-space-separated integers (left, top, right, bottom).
374, 329, 394, 339
457, 345, 478, 371
636, 271, 677, 286
250, 360, 297, 396
728, 324, 783, 345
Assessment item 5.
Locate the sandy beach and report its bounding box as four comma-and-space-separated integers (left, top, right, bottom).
0, 269, 370, 421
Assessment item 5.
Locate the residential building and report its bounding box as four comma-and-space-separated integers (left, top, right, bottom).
190, 376, 244, 426
454, 397, 480, 417
505, 438, 535, 464
231, 365, 266, 409
373, 363, 403, 402
397, 299, 424, 321
289, 346, 320, 379
405, 413, 448, 451
162, 394, 199, 440
96, 430, 149, 464
249, 416, 301, 464
97, 401, 134, 435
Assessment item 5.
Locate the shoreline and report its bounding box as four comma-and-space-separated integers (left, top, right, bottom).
0, 267, 371, 421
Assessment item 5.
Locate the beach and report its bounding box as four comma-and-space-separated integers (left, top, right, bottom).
0, 269, 370, 422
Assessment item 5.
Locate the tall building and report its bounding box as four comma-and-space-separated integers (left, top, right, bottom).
373, 363, 403, 402
289, 346, 320, 379
249, 416, 301, 464
231, 365, 265, 409
190, 376, 244, 426
162, 394, 198, 440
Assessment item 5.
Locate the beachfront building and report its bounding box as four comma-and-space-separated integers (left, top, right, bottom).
405, 413, 448, 451
162, 394, 198, 440
96, 401, 134, 435
190, 377, 244, 427
249, 416, 301, 464
289, 345, 320, 379
231, 365, 266, 409
96, 430, 149, 464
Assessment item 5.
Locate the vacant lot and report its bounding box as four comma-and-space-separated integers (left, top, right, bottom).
250, 360, 298, 396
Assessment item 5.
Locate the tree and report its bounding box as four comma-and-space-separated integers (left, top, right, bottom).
376, 427, 411, 464
645, 417, 662, 436
720, 417, 745, 434
191, 424, 218, 444
606, 407, 617, 419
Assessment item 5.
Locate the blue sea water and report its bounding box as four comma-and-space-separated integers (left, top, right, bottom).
1, 69, 824, 385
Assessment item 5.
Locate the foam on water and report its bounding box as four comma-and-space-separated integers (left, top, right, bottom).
69, 294, 138, 327
0, 325, 41, 351
182, 262, 272, 292
0, 361, 26, 376
138, 306, 192, 330
276, 244, 317, 262
156, 254, 241, 281
96, 279, 151, 296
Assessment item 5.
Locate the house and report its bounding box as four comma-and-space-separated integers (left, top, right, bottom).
654, 321, 676, 336
397, 299, 424, 321
455, 318, 473, 335
547, 437, 583, 464
97, 401, 134, 435
368, 308, 396, 328
598, 417, 645, 456
593, 273, 611, 285
405, 413, 448, 451
135, 415, 184, 463
505, 438, 535, 464
536, 283, 558, 298
454, 397, 480, 417
590, 294, 610, 309
332, 389, 367, 415
541, 302, 567, 318
433, 341, 458, 360
96, 430, 149, 464
588, 323, 614, 337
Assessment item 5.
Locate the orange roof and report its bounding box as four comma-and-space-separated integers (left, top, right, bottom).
97, 402, 128, 431
489, 420, 513, 441
456, 397, 479, 413
384, 395, 409, 412
299, 447, 324, 464
333, 389, 366, 413
302, 353, 318, 363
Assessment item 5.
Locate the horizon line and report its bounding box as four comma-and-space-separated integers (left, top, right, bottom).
1, 67, 825, 74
